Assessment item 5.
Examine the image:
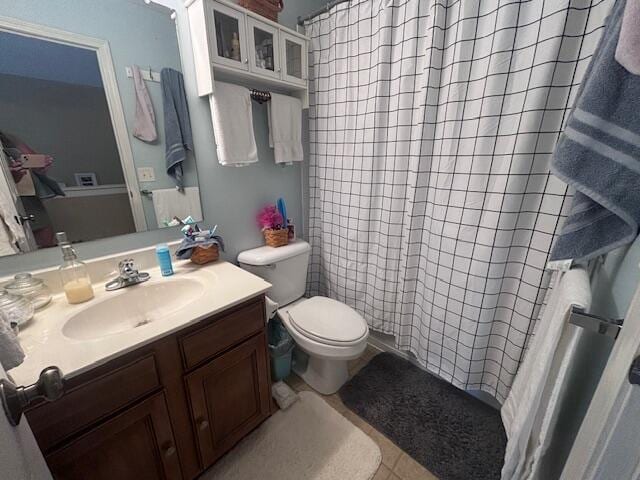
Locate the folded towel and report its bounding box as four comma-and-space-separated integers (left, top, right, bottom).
161, 68, 193, 190
550, 0, 640, 263
615, 0, 640, 75
210, 82, 258, 166
132, 65, 158, 143
268, 92, 303, 164
0, 315, 24, 370
152, 186, 203, 228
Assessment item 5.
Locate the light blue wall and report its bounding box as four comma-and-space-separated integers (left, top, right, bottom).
591, 238, 640, 318
277, 0, 323, 29
0, 0, 325, 274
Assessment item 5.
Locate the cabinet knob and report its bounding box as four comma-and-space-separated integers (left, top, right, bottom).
243, 58, 248, 64
197, 419, 209, 431
163, 443, 176, 457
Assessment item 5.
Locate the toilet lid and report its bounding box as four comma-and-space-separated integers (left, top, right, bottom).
287, 296, 368, 344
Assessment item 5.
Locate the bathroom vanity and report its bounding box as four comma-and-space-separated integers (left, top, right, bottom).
6, 256, 273, 480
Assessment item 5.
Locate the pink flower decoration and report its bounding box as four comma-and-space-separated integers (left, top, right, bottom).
256, 204, 283, 231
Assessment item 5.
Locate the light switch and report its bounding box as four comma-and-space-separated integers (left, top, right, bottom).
137, 167, 155, 182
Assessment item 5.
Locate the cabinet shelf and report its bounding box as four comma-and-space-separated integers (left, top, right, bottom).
186, 0, 309, 106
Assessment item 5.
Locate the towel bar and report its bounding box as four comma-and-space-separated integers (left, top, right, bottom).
250, 88, 271, 103
569, 306, 623, 339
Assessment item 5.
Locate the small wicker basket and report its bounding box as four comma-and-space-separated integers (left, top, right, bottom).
263, 228, 289, 247
190, 244, 219, 265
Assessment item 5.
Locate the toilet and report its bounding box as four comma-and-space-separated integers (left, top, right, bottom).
238, 240, 369, 394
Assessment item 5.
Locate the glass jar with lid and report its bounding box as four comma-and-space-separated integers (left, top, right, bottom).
4, 273, 52, 310
0, 289, 34, 328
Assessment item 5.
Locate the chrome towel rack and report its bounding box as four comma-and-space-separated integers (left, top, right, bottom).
569, 306, 623, 339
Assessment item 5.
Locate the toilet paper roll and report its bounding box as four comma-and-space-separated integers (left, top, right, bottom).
265, 296, 279, 321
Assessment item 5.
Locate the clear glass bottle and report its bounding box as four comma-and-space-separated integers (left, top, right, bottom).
56, 232, 94, 304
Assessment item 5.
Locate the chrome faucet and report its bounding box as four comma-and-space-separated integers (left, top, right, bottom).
105, 259, 150, 291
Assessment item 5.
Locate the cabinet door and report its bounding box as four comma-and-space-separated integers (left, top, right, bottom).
247, 16, 281, 80
186, 333, 270, 468
208, 1, 249, 70
280, 31, 307, 86
45, 392, 182, 480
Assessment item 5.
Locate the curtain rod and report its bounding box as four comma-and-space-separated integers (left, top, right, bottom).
297, 0, 350, 25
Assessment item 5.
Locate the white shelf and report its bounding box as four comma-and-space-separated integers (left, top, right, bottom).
185, 0, 309, 107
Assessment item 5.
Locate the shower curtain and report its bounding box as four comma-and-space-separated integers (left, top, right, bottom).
305, 0, 612, 402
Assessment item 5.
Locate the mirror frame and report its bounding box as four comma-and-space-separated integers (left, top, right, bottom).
0, 15, 148, 232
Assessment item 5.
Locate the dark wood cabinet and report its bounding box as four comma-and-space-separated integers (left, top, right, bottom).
186, 332, 270, 466
26, 296, 271, 480
45, 392, 182, 480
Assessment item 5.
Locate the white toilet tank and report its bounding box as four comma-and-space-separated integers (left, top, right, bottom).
237, 240, 311, 306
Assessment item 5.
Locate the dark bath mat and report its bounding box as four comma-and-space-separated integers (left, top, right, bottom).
339, 352, 506, 480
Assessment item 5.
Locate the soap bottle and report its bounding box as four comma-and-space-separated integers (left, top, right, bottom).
56, 232, 94, 304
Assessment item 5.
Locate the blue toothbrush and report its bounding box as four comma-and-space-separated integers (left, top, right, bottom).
277, 198, 287, 228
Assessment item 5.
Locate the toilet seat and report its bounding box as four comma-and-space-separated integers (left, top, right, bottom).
286, 296, 368, 347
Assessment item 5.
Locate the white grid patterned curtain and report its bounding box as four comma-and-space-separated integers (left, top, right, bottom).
305, 0, 611, 402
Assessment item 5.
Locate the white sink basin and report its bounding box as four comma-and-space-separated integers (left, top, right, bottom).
62, 278, 206, 340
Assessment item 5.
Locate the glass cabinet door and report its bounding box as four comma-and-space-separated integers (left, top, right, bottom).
247, 17, 280, 79
209, 2, 248, 70
280, 31, 307, 86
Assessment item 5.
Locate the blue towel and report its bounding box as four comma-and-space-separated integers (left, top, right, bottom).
549, 0, 640, 263
161, 68, 193, 191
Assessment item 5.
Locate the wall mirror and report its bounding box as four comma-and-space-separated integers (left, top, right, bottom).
0, 0, 202, 258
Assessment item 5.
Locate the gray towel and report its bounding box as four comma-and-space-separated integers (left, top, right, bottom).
549, 0, 640, 263
161, 68, 193, 191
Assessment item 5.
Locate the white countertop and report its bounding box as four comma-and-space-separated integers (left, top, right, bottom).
8, 260, 271, 386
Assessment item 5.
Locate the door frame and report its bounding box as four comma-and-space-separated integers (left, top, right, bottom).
0, 15, 148, 232
562, 277, 640, 478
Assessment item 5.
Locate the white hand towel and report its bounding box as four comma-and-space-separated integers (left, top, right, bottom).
267, 92, 303, 164
210, 82, 258, 166
151, 186, 203, 228
132, 65, 158, 142
501, 267, 591, 480
0, 315, 24, 371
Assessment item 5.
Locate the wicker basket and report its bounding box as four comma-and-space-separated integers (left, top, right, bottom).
190, 244, 219, 265
263, 228, 289, 247
239, 0, 281, 21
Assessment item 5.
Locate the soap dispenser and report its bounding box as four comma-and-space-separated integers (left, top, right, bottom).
56, 232, 94, 304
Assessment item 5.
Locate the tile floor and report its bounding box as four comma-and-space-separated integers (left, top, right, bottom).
284, 345, 438, 480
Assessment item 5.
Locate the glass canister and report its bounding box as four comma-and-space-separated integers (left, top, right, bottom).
0, 289, 34, 327
4, 273, 52, 310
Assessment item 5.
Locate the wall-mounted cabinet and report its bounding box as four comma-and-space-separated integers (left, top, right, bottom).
186, 0, 309, 105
